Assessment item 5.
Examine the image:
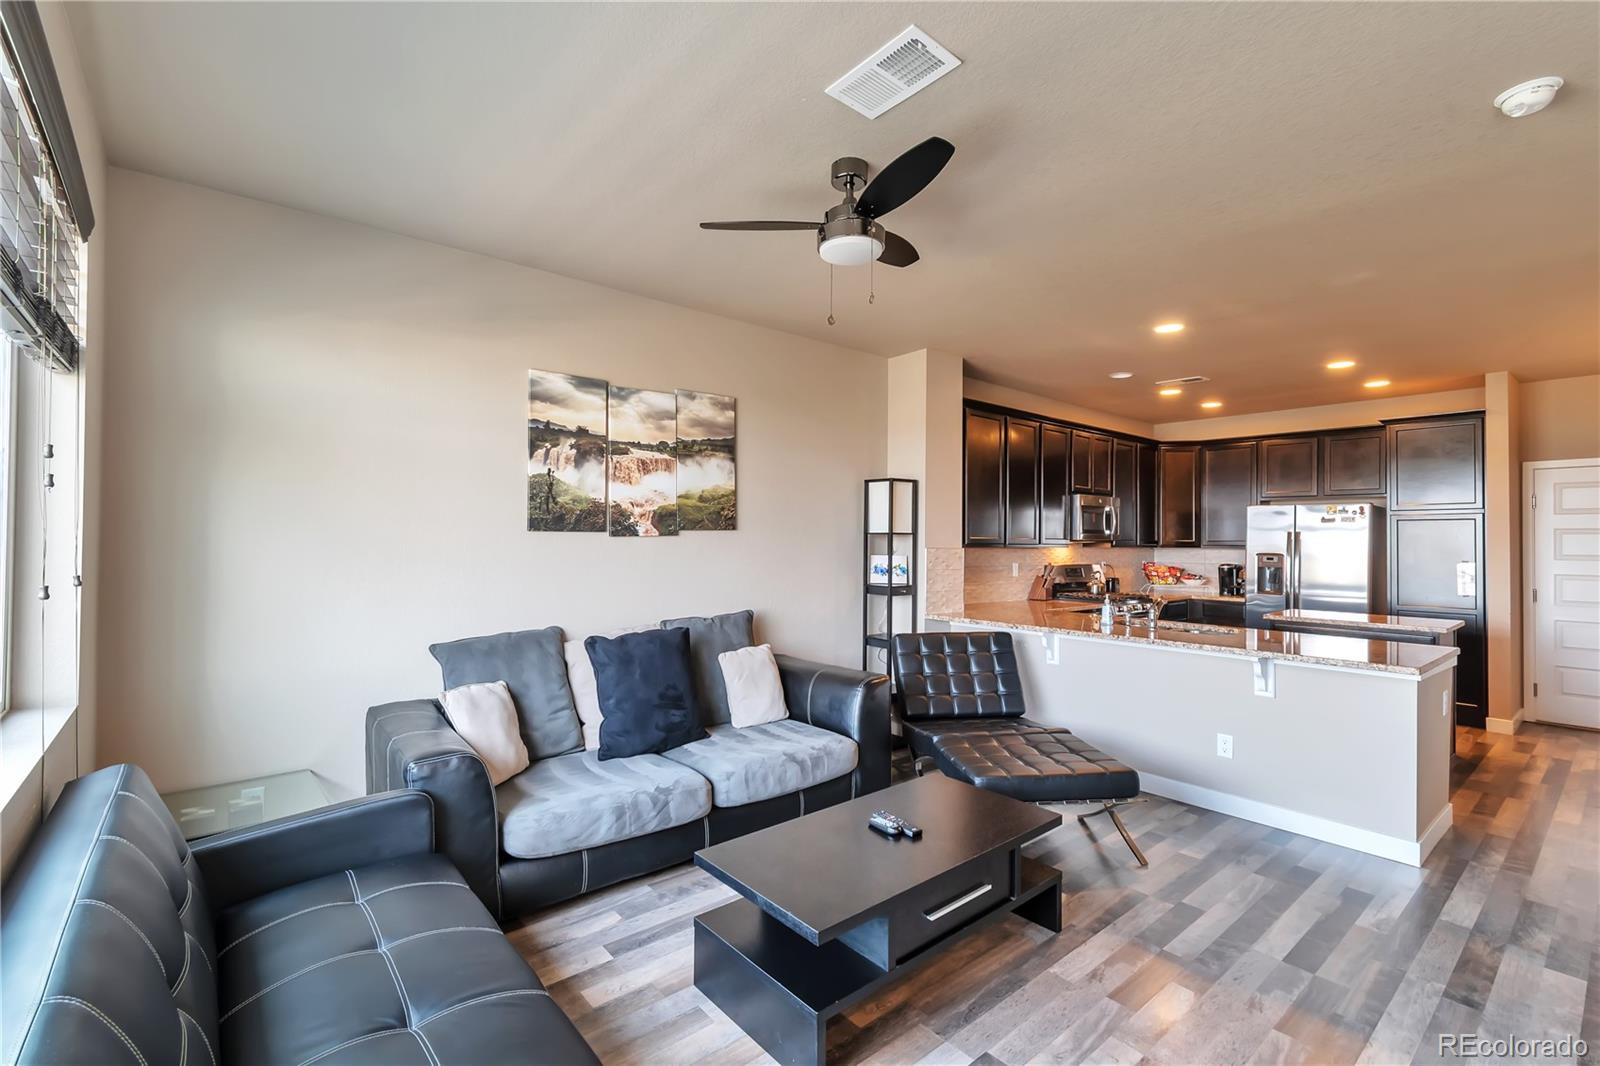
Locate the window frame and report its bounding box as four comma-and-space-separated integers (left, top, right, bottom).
0, 339, 15, 715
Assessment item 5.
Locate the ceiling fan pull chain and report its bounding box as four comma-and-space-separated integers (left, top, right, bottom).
827, 265, 835, 326
869, 248, 876, 305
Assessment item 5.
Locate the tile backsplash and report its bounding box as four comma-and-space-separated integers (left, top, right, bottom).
1152, 548, 1248, 591
964, 545, 1152, 603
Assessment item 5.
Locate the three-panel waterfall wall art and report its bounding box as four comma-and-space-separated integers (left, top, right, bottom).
526, 369, 736, 536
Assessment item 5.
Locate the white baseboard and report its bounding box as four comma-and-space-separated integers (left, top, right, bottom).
1139, 772, 1451, 867
1485, 709, 1524, 735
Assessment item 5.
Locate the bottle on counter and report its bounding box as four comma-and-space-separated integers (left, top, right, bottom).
1100, 595, 1114, 631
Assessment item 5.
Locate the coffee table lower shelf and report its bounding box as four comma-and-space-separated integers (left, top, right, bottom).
693, 855, 1061, 1066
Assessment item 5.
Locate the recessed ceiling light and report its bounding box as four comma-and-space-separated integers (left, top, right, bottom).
1363, 379, 1391, 389
1325, 359, 1357, 370
1200, 400, 1223, 409
1109, 371, 1134, 380
1153, 322, 1185, 335
1158, 387, 1183, 397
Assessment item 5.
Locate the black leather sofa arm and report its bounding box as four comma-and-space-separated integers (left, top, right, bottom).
193, 790, 432, 914
773, 655, 891, 796
366, 699, 504, 918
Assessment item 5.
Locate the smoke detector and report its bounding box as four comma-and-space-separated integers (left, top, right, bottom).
1494, 77, 1563, 118
825, 25, 961, 119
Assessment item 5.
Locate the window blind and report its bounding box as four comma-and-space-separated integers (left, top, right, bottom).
0, 1, 88, 372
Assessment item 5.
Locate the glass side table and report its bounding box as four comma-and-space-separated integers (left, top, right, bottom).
160, 770, 330, 841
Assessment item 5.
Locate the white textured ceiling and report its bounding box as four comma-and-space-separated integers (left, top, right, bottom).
69, 2, 1599, 420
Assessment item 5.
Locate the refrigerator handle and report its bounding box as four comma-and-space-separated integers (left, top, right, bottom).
1285, 530, 1297, 610
1292, 530, 1303, 609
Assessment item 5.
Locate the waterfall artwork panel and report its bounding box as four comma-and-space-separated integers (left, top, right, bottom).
606, 386, 679, 536
675, 389, 736, 531
527, 369, 609, 532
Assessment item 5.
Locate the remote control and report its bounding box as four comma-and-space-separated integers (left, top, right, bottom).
887, 813, 923, 840
868, 811, 901, 838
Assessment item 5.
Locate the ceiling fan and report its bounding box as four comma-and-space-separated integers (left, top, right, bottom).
700, 137, 955, 268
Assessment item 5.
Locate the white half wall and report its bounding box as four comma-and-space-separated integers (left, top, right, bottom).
99, 168, 887, 796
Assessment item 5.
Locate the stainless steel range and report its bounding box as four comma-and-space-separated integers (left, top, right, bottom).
1031, 562, 1156, 617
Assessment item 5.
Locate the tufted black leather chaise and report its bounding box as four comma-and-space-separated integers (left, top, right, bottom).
0, 764, 597, 1066
893, 631, 1147, 866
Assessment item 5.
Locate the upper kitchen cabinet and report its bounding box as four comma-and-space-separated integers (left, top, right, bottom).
1201, 442, 1256, 545
1004, 417, 1042, 545
1258, 437, 1319, 499
1070, 430, 1114, 495
1112, 439, 1158, 547
1039, 425, 1071, 543
1322, 428, 1386, 497
963, 409, 1005, 545
1388, 416, 1483, 511
1158, 445, 1201, 546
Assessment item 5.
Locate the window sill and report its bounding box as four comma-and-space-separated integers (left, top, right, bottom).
0, 705, 76, 811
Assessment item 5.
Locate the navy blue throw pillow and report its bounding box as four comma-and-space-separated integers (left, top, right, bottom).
587, 628, 708, 761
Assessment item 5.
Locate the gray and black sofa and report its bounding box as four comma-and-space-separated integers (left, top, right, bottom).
367, 621, 891, 920
0, 764, 596, 1066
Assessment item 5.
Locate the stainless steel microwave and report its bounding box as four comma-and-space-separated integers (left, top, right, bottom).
1070, 494, 1119, 543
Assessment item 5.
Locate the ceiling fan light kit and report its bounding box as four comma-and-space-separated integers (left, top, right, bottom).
700, 137, 955, 321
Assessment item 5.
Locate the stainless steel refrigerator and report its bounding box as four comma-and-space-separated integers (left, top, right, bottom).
1245, 502, 1387, 626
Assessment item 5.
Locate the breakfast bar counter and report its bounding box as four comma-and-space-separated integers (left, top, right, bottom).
925, 601, 1457, 866
928, 601, 1458, 677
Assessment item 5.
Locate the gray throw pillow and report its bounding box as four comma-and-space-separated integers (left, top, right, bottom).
429, 626, 583, 760
658, 609, 754, 726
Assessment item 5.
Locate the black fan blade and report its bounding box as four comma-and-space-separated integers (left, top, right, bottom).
699, 221, 818, 231
856, 137, 955, 219
878, 231, 919, 267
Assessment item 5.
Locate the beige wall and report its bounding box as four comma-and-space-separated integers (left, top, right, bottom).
887, 349, 964, 621
964, 378, 1155, 438
99, 169, 886, 796
1154, 387, 1487, 441
1484, 373, 1521, 727
1520, 375, 1600, 462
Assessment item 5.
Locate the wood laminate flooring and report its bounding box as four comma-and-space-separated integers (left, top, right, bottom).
505, 725, 1599, 1065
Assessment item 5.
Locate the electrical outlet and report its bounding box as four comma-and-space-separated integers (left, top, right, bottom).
1011, 562, 1019, 577
1216, 733, 1233, 759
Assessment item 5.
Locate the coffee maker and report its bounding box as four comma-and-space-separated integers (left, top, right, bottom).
1217, 563, 1245, 596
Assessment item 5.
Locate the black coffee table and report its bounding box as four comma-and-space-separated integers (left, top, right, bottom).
692, 774, 1062, 1066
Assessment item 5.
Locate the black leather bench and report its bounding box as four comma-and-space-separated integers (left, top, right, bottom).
893, 632, 1147, 866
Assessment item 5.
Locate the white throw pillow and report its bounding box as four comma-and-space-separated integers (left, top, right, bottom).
438, 680, 529, 786
566, 626, 654, 750
718, 644, 789, 728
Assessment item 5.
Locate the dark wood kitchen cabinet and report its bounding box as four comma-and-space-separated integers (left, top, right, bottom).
1390, 510, 1486, 725
963, 409, 1005, 545
1158, 445, 1201, 546
1004, 417, 1042, 545
1388, 416, 1483, 511
1200, 442, 1256, 546
1113, 439, 1158, 547
1321, 428, 1386, 497
1039, 425, 1071, 543
1070, 430, 1113, 495
1258, 437, 1319, 499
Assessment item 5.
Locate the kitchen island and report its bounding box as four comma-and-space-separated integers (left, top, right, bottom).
926, 601, 1458, 866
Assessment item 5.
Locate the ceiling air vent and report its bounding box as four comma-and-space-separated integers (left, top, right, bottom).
1156, 375, 1211, 387
825, 25, 961, 120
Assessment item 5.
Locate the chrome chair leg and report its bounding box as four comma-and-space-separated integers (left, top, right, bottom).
1076, 801, 1149, 867
912, 756, 937, 778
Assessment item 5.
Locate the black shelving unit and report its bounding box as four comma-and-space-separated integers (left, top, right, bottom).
863, 478, 919, 676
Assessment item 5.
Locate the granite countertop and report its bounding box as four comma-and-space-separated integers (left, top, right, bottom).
1264, 608, 1466, 634
928, 601, 1459, 677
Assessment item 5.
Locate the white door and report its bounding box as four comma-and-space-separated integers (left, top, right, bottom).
1528, 461, 1600, 729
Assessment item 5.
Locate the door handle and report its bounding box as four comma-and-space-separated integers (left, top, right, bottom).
924, 882, 993, 921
